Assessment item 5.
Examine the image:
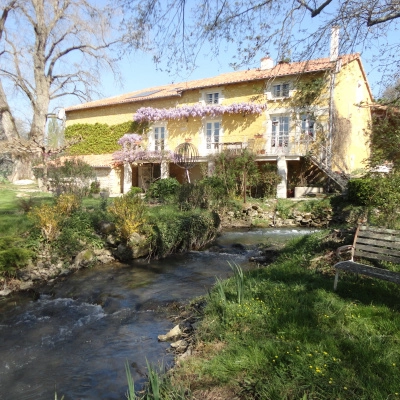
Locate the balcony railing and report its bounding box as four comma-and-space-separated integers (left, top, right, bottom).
203, 133, 315, 157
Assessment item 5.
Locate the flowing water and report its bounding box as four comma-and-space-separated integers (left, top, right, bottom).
0, 228, 317, 400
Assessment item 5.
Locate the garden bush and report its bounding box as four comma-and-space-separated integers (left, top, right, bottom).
0, 237, 34, 276
347, 172, 400, 227
145, 178, 180, 203
108, 194, 148, 242
148, 208, 220, 258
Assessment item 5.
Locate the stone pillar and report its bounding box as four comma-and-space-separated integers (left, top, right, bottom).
123, 162, 132, 194
161, 160, 169, 179
276, 156, 287, 198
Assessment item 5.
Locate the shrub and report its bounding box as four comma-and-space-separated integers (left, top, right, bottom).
127, 186, 144, 197
347, 177, 374, 206
0, 248, 34, 276
148, 208, 220, 258
47, 158, 95, 197
89, 181, 101, 195
29, 204, 61, 242
145, 178, 180, 203
56, 193, 81, 216
108, 195, 148, 242
251, 163, 282, 198
54, 211, 104, 258
17, 196, 36, 213
348, 172, 400, 227
0, 237, 34, 276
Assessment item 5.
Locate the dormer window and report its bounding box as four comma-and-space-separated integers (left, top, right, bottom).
200, 88, 223, 105
206, 92, 220, 104
273, 83, 290, 98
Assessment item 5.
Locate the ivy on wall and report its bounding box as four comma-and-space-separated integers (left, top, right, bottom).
65, 121, 148, 155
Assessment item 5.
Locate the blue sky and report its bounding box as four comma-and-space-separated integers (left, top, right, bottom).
60, 45, 386, 112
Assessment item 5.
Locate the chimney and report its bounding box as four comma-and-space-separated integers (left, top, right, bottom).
260, 56, 274, 70
330, 26, 340, 62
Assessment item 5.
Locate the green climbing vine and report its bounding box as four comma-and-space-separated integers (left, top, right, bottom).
65, 121, 149, 155
290, 75, 327, 108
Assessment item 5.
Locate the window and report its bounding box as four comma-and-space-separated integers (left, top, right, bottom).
200, 88, 223, 105
273, 83, 290, 98
205, 120, 220, 150
206, 92, 220, 104
271, 116, 290, 147
154, 126, 165, 150
150, 125, 167, 151
300, 114, 315, 139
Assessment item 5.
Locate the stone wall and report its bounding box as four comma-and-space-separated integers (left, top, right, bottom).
222, 202, 342, 228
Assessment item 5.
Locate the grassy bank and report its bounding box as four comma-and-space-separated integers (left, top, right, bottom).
152, 231, 400, 399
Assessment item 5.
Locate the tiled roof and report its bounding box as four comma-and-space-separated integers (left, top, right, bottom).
65, 54, 362, 112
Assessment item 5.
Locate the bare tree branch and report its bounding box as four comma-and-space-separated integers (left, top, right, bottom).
0, 0, 125, 180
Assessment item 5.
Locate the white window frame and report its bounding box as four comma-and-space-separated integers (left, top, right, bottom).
300, 114, 315, 140
270, 115, 290, 148
203, 119, 222, 154
149, 123, 168, 151
199, 88, 224, 105
272, 83, 290, 98
265, 81, 293, 100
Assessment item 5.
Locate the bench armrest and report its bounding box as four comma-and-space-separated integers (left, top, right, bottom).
336, 245, 354, 261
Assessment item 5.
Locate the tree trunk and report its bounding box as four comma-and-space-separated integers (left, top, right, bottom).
8, 154, 34, 181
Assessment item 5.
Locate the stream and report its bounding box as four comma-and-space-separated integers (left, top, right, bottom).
0, 228, 317, 400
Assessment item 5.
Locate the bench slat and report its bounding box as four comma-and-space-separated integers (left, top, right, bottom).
335, 261, 400, 284
354, 250, 400, 264
359, 226, 400, 235
357, 231, 400, 245
356, 237, 400, 248
355, 242, 400, 259
333, 225, 400, 290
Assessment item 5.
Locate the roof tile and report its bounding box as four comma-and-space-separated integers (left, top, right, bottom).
65, 54, 361, 112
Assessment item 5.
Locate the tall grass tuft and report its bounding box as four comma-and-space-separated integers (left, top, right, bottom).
125, 360, 136, 400
229, 262, 245, 304
145, 359, 162, 400
214, 277, 227, 304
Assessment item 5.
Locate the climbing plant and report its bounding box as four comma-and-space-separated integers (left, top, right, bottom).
65, 121, 148, 155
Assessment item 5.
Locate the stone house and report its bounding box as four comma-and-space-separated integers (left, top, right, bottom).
64, 53, 372, 198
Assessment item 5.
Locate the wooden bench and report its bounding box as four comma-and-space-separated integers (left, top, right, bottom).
333, 225, 400, 290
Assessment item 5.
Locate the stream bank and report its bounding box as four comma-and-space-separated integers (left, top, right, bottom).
0, 228, 319, 399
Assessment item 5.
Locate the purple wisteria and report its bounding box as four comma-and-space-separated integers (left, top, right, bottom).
113, 134, 177, 164
133, 102, 267, 123
118, 133, 143, 147
113, 149, 178, 164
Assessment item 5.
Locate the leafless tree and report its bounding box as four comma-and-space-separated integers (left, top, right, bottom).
124, 0, 400, 77
381, 77, 400, 104
0, 0, 123, 181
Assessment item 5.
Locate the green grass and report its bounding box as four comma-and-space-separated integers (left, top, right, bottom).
159, 231, 400, 399
0, 182, 53, 236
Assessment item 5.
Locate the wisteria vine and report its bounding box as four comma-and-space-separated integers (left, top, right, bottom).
133, 102, 267, 123
113, 133, 177, 164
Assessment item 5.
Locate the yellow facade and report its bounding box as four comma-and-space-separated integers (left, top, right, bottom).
65, 55, 372, 197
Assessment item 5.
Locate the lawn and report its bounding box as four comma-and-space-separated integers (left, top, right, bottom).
0, 182, 54, 237
157, 231, 400, 400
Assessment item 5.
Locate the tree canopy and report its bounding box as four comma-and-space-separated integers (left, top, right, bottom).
124, 0, 400, 79
0, 0, 123, 180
